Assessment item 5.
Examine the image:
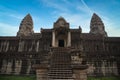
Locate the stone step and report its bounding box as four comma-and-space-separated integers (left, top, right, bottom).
50, 63, 71, 65
49, 71, 72, 73
48, 75, 73, 78
49, 68, 71, 69
49, 69, 72, 71
49, 79, 74, 80
48, 48, 73, 79
48, 76, 73, 79
48, 70, 72, 73
50, 60, 70, 62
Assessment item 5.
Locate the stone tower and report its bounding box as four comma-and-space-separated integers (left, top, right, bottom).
17, 14, 34, 37
52, 16, 70, 47
89, 13, 107, 37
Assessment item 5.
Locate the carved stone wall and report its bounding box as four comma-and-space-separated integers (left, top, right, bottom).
0, 14, 120, 77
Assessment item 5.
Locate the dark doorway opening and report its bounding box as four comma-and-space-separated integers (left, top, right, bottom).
59, 40, 64, 47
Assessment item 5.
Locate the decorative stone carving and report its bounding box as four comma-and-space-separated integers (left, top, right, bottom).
54, 16, 69, 29
90, 13, 107, 37
52, 17, 71, 47
0, 13, 120, 78
17, 14, 34, 37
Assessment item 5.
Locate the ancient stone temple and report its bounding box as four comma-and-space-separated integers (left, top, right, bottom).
0, 13, 120, 80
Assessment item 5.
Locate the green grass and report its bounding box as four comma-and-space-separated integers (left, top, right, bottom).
88, 76, 120, 80
0, 75, 119, 80
0, 75, 36, 80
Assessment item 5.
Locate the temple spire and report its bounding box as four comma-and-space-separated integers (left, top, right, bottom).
89, 13, 107, 37
17, 13, 34, 37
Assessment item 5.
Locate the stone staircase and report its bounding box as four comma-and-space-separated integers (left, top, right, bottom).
36, 69, 48, 80
48, 47, 73, 80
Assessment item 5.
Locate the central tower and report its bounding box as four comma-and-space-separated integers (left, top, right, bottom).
34, 17, 88, 80
52, 17, 71, 47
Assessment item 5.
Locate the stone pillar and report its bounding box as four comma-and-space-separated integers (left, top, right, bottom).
14, 60, 22, 75
1, 59, 7, 74
113, 61, 118, 76
36, 41, 39, 52
18, 41, 24, 52
26, 60, 31, 75
101, 61, 105, 76
6, 60, 12, 74
67, 31, 71, 47
5, 41, 9, 52
73, 69, 87, 80
52, 31, 56, 47
36, 69, 48, 80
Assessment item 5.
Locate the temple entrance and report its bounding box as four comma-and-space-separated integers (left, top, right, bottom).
58, 40, 64, 47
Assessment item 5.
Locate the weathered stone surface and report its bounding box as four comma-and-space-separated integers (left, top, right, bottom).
14, 60, 22, 75
36, 69, 48, 80
90, 13, 107, 37
0, 13, 120, 78
54, 16, 69, 29
17, 14, 34, 37
73, 70, 87, 80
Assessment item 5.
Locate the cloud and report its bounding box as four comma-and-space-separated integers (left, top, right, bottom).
105, 23, 120, 37
40, 0, 93, 14
80, 0, 93, 14
0, 5, 22, 36
40, 0, 69, 12
101, 15, 120, 37
62, 0, 73, 6
9, 14, 23, 20
0, 22, 18, 36
56, 13, 91, 32
0, 0, 119, 37
0, 5, 25, 20
107, 26, 120, 37
41, 0, 93, 32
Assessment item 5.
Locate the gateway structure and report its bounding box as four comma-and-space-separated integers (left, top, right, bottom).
0, 13, 120, 80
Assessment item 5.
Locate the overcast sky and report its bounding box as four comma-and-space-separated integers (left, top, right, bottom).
0, 0, 120, 37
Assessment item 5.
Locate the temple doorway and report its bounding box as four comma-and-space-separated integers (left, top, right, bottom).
58, 40, 64, 47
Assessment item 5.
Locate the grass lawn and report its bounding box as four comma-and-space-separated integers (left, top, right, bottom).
0, 75, 119, 80
0, 75, 36, 80
88, 76, 120, 80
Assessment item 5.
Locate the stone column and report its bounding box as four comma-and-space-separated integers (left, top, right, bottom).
1, 59, 7, 74
5, 41, 9, 52
6, 60, 12, 74
52, 31, 56, 47
67, 31, 71, 47
18, 41, 24, 52
14, 60, 22, 75
36, 41, 39, 52
113, 61, 118, 76
101, 61, 105, 76
26, 60, 31, 75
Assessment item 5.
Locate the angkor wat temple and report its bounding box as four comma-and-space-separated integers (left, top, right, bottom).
0, 13, 120, 80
